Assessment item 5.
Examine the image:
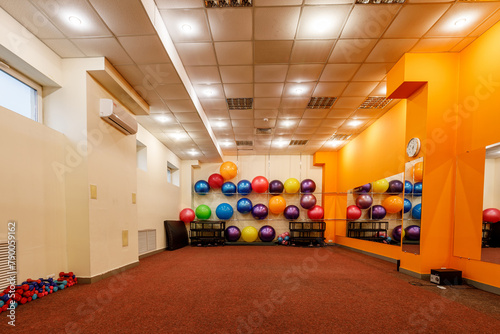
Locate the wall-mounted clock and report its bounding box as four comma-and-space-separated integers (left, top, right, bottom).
407, 137, 421, 158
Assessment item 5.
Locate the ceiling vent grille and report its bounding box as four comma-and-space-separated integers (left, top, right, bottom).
307, 97, 337, 109
227, 98, 253, 110
358, 97, 393, 109
236, 140, 253, 147
255, 128, 273, 135
330, 134, 352, 141
205, 0, 252, 8
355, 0, 405, 4
289, 140, 308, 146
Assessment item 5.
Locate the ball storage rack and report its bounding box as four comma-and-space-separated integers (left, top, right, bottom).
289, 221, 326, 246
347, 220, 389, 242
189, 221, 226, 246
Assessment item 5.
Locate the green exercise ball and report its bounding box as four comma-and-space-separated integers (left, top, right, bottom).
195, 205, 211, 220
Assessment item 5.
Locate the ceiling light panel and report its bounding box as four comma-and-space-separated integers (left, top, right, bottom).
296, 5, 351, 39
204, 0, 253, 8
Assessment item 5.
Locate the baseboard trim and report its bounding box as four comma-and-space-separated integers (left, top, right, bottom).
78, 261, 140, 284
463, 278, 500, 296
139, 249, 165, 260
398, 267, 430, 281
335, 244, 398, 264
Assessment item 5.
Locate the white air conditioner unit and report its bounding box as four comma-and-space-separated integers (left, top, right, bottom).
100, 99, 138, 135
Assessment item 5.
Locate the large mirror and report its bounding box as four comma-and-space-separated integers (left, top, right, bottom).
482, 143, 500, 263
402, 158, 423, 255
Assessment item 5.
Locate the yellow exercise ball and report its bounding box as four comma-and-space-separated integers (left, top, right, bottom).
372, 179, 389, 193
269, 195, 287, 214
382, 196, 404, 214
241, 226, 258, 242
220, 161, 238, 180
284, 178, 300, 193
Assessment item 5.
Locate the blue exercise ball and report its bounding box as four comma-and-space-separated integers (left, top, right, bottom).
404, 181, 413, 194
413, 182, 422, 197
216, 203, 234, 220
221, 182, 236, 196
237, 180, 252, 195
404, 198, 412, 213
237, 198, 253, 214
412, 203, 422, 219
194, 180, 210, 195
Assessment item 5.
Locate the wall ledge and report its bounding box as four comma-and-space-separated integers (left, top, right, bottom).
78, 260, 139, 284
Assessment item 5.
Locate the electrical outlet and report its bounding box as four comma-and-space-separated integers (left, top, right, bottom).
47, 274, 55, 279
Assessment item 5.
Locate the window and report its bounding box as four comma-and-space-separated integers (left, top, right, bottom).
0, 66, 42, 122
167, 161, 179, 186
136, 140, 147, 171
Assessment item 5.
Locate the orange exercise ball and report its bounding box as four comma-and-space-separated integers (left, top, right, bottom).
382, 196, 404, 214
412, 162, 424, 182
220, 161, 238, 180
269, 196, 286, 214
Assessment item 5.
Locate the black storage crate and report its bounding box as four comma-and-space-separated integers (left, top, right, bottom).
190, 221, 225, 246
347, 221, 388, 242
289, 221, 326, 246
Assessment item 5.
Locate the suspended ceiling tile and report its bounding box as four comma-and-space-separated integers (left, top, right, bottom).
214, 42, 253, 65
426, 2, 500, 38
219, 66, 253, 83
365, 39, 419, 63
254, 0, 302, 6
254, 7, 301, 40
204, 109, 230, 119
155, 0, 204, 9
328, 39, 378, 63
290, 40, 335, 63
185, 66, 221, 84
199, 98, 228, 109
88, 0, 156, 36
138, 64, 182, 85
42, 39, 85, 58
71, 37, 133, 65
166, 99, 198, 113
156, 84, 190, 100
384, 4, 451, 38
341, 5, 400, 39
412, 38, 463, 52
207, 8, 253, 41
338, 119, 369, 131
254, 41, 294, 64
351, 109, 382, 119
254, 98, 281, 109
254, 83, 284, 98
193, 84, 225, 99
223, 84, 254, 98
333, 97, 365, 109
450, 37, 475, 52
232, 127, 254, 135
470, 9, 500, 37
255, 109, 279, 119
315, 127, 337, 135
321, 118, 345, 127
305, 0, 354, 4
286, 64, 324, 82
231, 119, 254, 128
311, 133, 333, 141
292, 134, 313, 140
370, 81, 387, 96
296, 5, 351, 40
160, 9, 211, 42
114, 64, 147, 86
230, 110, 254, 120
255, 118, 276, 128
279, 109, 305, 118
118, 35, 170, 64
175, 112, 201, 123
294, 127, 317, 135
320, 64, 360, 81
302, 109, 329, 119
175, 43, 217, 65
281, 98, 310, 109
254, 65, 289, 82
351, 63, 394, 81
327, 108, 353, 118
313, 82, 348, 97
342, 82, 379, 97
283, 82, 315, 97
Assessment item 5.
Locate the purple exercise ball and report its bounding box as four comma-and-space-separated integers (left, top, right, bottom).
300, 179, 316, 193
225, 226, 241, 242
370, 205, 387, 220
388, 180, 404, 194
405, 225, 421, 241
251, 204, 269, 220
354, 183, 371, 194
268, 180, 284, 195
356, 194, 373, 209
258, 225, 276, 242
284, 205, 300, 220
300, 193, 317, 209
392, 225, 403, 242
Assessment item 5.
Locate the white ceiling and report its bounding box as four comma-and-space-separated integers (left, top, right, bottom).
1, 0, 500, 161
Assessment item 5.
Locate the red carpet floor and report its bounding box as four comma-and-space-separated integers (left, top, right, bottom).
2, 246, 500, 333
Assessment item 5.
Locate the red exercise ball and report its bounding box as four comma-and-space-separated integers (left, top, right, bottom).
179, 208, 195, 223
252, 176, 269, 193
346, 205, 362, 220
483, 208, 500, 223
307, 205, 324, 220
208, 173, 224, 189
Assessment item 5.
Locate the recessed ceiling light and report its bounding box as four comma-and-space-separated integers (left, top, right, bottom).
348, 120, 363, 127
181, 24, 192, 32
156, 115, 170, 123
275, 140, 288, 147
282, 120, 295, 127
171, 132, 188, 140
313, 20, 328, 33
68, 16, 82, 26
188, 150, 199, 156
328, 140, 343, 147
220, 141, 233, 147
454, 18, 467, 27
205, 89, 214, 96
214, 120, 227, 128
295, 88, 304, 94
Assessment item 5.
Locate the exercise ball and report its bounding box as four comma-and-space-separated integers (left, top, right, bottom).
284, 205, 300, 220
195, 205, 211, 220
269, 196, 286, 214
405, 225, 420, 241
483, 208, 500, 223
300, 179, 316, 193
258, 225, 276, 242
194, 180, 210, 195
413, 182, 422, 197
300, 193, 317, 209
387, 180, 404, 194
404, 198, 412, 213
370, 205, 386, 220
356, 194, 373, 209
412, 162, 423, 182
179, 208, 195, 223
225, 226, 241, 242
237, 198, 253, 214
237, 180, 252, 195
354, 183, 371, 194
392, 225, 405, 242
208, 173, 224, 190
216, 203, 234, 220
284, 178, 300, 193
308, 205, 324, 220
347, 205, 362, 220
252, 176, 269, 193
220, 161, 237, 180
374, 231, 387, 238
251, 204, 269, 220
221, 182, 237, 196
372, 179, 389, 193
412, 203, 422, 219
404, 181, 413, 194
382, 196, 404, 214
268, 180, 284, 195
241, 226, 258, 242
